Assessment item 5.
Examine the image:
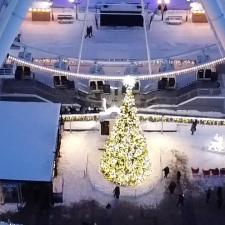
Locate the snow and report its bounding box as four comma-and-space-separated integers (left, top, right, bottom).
57, 121, 225, 207
139, 108, 225, 118
0, 102, 60, 182
63, 121, 178, 131
0, 204, 18, 214
12, 10, 221, 92
18, 10, 219, 60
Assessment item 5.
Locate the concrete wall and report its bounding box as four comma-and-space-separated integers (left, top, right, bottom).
178, 98, 225, 112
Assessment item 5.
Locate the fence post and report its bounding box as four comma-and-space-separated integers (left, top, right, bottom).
161, 115, 164, 134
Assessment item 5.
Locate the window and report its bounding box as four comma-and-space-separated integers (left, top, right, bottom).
197, 68, 216, 80
90, 81, 97, 90
89, 80, 104, 92
158, 77, 176, 89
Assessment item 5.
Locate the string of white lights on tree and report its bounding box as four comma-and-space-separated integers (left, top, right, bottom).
8, 54, 225, 81
100, 81, 151, 186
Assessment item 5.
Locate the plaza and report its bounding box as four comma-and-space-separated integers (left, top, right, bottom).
1, 0, 225, 225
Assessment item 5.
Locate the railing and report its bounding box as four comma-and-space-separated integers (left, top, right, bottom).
138, 86, 222, 107
0, 68, 14, 78
62, 113, 225, 125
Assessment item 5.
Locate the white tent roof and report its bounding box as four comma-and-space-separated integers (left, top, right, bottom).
0, 101, 60, 182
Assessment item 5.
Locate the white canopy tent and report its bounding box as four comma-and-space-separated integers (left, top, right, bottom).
0, 101, 60, 182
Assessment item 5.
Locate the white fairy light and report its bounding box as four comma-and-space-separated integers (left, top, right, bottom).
123, 76, 136, 88
8, 55, 225, 81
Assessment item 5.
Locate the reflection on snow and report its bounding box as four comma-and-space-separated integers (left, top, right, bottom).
208, 134, 225, 153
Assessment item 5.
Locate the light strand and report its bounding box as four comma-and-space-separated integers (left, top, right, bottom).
62, 113, 225, 125
8, 54, 225, 81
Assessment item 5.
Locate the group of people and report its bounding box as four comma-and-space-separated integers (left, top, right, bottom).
163, 165, 225, 209
162, 166, 184, 207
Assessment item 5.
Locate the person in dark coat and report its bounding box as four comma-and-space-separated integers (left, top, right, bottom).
217, 186, 223, 209
191, 119, 198, 135
113, 186, 120, 199
176, 194, 184, 207
106, 203, 111, 209
177, 171, 181, 183
163, 166, 169, 178
168, 181, 176, 194
85, 26, 91, 38
217, 197, 223, 209
89, 25, 93, 37
206, 188, 211, 203
217, 186, 223, 198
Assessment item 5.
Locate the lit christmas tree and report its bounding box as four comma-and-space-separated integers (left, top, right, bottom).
100, 81, 150, 186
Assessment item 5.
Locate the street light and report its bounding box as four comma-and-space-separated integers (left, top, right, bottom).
185, 0, 193, 22
68, 0, 79, 20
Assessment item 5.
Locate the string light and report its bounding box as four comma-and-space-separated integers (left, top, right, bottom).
123, 76, 136, 88
8, 55, 225, 81
32, 58, 196, 66
100, 89, 151, 186
62, 113, 225, 126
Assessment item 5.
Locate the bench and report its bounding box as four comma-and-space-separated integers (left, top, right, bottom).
165, 16, 183, 25
57, 14, 74, 24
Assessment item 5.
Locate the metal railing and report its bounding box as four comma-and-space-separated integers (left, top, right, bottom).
0, 68, 14, 78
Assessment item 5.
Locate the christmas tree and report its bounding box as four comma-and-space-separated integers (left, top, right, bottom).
100, 87, 150, 186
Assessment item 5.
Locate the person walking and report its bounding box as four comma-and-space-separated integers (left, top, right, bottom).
90, 25, 93, 37
113, 186, 120, 199
168, 181, 176, 194
191, 119, 198, 135
162, 166, 169, 178
177, 171, 181, 184
176, 194, 184, 207
206, 188, 211, 203
217, 186, 223, 209
85, 26, 91, 38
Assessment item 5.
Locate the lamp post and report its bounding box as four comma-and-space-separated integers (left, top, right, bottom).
186, 0, 192, 22
68, 0, 79, 20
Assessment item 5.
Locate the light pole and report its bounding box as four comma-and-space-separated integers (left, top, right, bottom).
186, 0, 192, 22
68, 0, 79, 20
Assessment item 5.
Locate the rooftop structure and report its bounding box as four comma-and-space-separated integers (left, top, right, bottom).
0, 101, 60, 182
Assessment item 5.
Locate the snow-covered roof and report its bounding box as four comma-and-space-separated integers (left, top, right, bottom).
0, 102, 60, 182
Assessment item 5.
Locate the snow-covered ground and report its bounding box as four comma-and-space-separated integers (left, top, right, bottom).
18, 11, 219, 60
0, 204, 18, 214
57, 121, 225, 208
138, 109, 225, 118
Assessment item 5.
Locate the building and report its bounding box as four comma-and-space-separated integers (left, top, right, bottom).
0, 0, 224, 113
0, 101, 61, 205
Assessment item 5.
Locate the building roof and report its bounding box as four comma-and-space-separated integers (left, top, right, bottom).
0, 101, 60, 182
